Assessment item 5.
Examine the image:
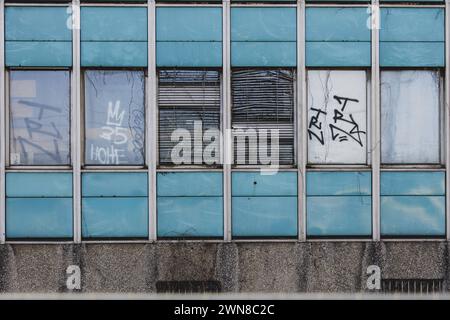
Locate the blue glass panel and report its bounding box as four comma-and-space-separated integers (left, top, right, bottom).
156, 7, 222, 41
380, 8, 444, 67
381, 172, 445, 196
5, 7, 71, 41
307, 196, 372, 236
81, 7, 147, 41
84, 70, 145, 165
231, 42, 296, 67
82, 173, 148, 197
380, 42, 444, 67
156, 42, 222, 67
381, 196, 445, 236
307, 172, 371, 196
232, 172, 297, 196
380, 8, 444, 42
81, 42, 147, 67
6, 41, 72, 67
232, 196, 297, 237
157, 196, 223, 237
306, 42, 370, 67
157, 172, 222, 197
306, 7, 370, 41
82, 197, 148, 238
6, 172, 72, 197
6, 198, 73, 238
231, 8, 296, 41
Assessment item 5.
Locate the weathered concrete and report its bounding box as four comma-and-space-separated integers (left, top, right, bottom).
0, 242, 448, 293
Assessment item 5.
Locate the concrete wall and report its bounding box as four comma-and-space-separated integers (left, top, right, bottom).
0, 242, 448, 293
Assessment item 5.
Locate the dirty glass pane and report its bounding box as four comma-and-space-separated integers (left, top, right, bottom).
307, 70, 367, 164
231, 69, 295, 166
158, 69, 221, 165
381, 70, 441, 164
84, 70, 145, 165
9, 70, 70, 165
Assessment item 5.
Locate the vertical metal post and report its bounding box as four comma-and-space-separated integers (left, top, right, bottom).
0, 0, 5, 244
148, 0, 157, 241
72, 0, 82, 243
445, 0, 450, 240
297, 0, 307, 242
371, 0, 381, 241
223, 0, 232, 241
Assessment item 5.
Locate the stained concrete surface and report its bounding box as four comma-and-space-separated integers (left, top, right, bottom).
0, 242, 448, 293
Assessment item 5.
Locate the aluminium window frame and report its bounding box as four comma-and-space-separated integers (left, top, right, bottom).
80, 67, 148, 170
230, 66, 298, 169
156, 67, 224, 170
5, 67, 73, 170
305, 67, 373, 168
379, 67, 446, 168
1, 0, 450, 243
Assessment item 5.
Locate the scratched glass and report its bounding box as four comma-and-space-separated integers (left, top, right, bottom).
84, 70, 145, 166
9, 71, 71, 166
307, 70, 367, 164
381, 70, 441, 164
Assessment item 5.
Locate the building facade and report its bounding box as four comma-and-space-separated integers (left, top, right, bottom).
0, 0, 448, 294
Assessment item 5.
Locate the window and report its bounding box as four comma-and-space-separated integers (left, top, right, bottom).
307, 70, 367, 164
158, 69, 221, 166
9, 70, 70, 166
84, 70, 145, 166
231, 69, 295, 166
381, 70, 442, 164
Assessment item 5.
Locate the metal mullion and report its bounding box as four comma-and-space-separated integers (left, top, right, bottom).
72, 0, 81, 243
0, 0, 5, 244
148, 0, 157, 242
371, 0, 381, 241
445, 0, 450, 240
297, 0, 306, 242
223, 0, 231, 242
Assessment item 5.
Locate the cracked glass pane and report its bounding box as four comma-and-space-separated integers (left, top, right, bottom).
381, 70, 441, 164
307, 70, 367, 165
84, 70, 145, 166
9, 70, 71, 165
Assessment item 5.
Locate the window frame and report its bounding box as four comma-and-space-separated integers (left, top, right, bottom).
156, 67, 224, 170
81, 67, 148, 169
379, 67, 445, 169
230, 67, 298, 169
305, 67, 372, 168
6, 67, 72, 169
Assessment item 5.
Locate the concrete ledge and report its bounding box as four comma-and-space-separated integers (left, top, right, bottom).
0, 242, 448, 293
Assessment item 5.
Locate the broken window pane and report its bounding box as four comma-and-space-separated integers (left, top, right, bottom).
381, 70, 441, 164
307, 70, 367, 164
232, 69, 295, 166
158, 69, 221, 165
9, 70, 70, 165
84, 70, 145, 166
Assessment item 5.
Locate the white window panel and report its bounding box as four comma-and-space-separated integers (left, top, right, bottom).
307, 70, 367, 164
381, 70, 441, 164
